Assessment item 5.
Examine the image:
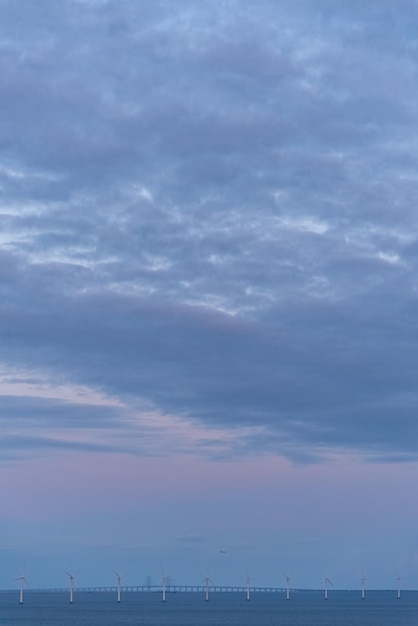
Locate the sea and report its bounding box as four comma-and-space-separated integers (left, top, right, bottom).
1, 589, 417, 625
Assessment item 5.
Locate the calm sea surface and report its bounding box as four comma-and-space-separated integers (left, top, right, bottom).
1, 590, 417, 625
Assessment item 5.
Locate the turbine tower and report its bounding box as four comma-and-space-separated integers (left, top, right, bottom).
15, 570, 29, 605
202, 576, 212, 602
161, 570, 170, 603
361, 574, 367, 600
284, 574, 291, 601
65, 570, 78, 604
396, 571, 401, 599
244, 568, 255, 601
113, 571, 126, 603
324, 577, 333, 600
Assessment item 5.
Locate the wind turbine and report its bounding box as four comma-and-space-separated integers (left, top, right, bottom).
65, 570, 78, 604
15, 568, 29, 605
396, 571, 401, 599
361, 574, 367, 600
324, 577, 333, 600
244, 568, 255, 601
113, 570, 126, 603
161, 569, 170, 603
202, 576, 212, 602
284, 574, 291, 601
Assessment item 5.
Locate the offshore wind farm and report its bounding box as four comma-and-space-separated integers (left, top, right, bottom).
4, 565, 416, 626
7, 567, 409, 601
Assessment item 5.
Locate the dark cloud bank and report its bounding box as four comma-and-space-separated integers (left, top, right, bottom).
1, 0, 418, 462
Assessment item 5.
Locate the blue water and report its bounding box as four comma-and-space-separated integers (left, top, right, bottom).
1, 590, 417, 625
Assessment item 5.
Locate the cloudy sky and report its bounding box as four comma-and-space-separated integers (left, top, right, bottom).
1, 0, 418, 591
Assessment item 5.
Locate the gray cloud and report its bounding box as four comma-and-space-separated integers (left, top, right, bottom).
1, 0, 418, 462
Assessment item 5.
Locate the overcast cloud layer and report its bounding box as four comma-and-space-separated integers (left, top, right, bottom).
1, 0, 418, 466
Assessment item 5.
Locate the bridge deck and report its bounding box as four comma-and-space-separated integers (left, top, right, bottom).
20, 585, 286, 594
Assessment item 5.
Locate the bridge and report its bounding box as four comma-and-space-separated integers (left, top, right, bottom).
25, 585, 286, 594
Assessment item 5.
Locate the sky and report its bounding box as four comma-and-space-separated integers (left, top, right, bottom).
1, 0, 418, 592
